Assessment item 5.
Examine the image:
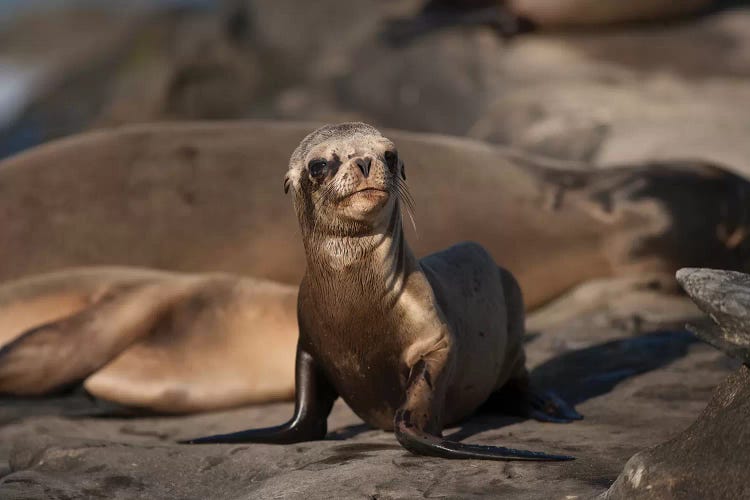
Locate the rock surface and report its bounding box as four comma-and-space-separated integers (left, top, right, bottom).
0, 291, 737, 499
4, 3, 750, 172
677, 268, 750, 363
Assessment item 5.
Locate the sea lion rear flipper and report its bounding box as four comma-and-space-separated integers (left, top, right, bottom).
394, 412, 573, 461
382, 2, 532, 46
183, 345, 337, 444
394, 355, 574, 461
480, 369, 583, 423
525, 389, 583, 423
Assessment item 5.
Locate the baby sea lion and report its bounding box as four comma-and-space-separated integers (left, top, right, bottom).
186, 122, 581, 461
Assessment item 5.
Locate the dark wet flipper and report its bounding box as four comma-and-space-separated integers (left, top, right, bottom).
382, 4, 532, 45
181, 423, 323, 445
394, 419, 573, 461
527, 390, 583, 423
182, 343, 337, 445
479, 379, 582, 423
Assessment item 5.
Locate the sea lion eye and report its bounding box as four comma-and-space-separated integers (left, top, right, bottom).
384, 151, 398, 172
308, 159, 328, 178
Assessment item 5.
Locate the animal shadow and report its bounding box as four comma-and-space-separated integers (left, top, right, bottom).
446, 329, 698, 442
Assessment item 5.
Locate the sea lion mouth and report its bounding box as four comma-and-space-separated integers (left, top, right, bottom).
340, 187, 390, 202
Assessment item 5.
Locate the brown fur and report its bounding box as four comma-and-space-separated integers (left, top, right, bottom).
289, 123, 533, 430
184, 123, 576, 461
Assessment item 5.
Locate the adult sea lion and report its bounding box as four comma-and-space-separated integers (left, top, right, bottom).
186, 122, 581, 461
0, 121, 749, 412
384, 0, 717, 42
0, 267, 298, 413
1, 121, 748, 308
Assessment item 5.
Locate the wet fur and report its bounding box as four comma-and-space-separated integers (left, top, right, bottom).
186, 123, 577, 460
289, 124, 532, 430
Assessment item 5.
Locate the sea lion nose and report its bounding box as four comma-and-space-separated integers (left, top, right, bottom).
354, 157, 372, 177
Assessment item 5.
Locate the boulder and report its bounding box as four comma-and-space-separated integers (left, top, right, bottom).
605, 268, 750, 499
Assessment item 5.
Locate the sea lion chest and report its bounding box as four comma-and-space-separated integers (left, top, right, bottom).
298, 281, 421, 430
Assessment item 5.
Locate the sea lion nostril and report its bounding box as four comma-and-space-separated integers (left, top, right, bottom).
355, 157, 372, 177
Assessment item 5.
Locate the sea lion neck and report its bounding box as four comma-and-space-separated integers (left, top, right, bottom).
302, 203, 415, 302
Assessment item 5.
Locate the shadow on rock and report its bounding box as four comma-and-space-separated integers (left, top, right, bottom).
532, 330, 698, 406
448, 330, 697, 442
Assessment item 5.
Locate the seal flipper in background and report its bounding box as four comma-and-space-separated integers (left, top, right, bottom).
183, 344, 337, 444
0, 277, 198, 396
382, 1, 533, 45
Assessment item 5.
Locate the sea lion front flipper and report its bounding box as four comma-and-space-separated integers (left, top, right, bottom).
394, 349, 574, 461
183, 344, 338, 444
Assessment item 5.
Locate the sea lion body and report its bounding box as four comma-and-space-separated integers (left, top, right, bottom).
188, 122, 579, 461
302, 242, 520, 431
0, 267, 298, 412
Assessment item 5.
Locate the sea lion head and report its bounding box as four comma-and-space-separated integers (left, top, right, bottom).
285, 122, 409, 236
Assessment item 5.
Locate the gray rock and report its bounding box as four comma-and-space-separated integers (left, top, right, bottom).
605, 268, 750, 499
605, 366, 750, 500
677, 268, 750, 364
6, 3, 750, 173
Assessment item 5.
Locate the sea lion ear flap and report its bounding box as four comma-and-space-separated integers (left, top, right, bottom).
401, 160, 407, 181
283, 174, 291, 194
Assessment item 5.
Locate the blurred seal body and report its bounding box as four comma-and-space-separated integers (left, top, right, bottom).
187, 123, 580, 460
0, 267, 298, 412
0, 121, 749, 414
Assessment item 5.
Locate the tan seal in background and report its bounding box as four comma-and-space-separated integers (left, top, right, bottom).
0, 121, 747, 412
0, 267, 298, 413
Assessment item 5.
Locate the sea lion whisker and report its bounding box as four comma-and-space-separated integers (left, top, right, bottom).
396, 177, 416, 214
396, 180, 417, 235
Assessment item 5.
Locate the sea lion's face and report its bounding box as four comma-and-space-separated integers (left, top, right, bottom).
286, 124, 408, 234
